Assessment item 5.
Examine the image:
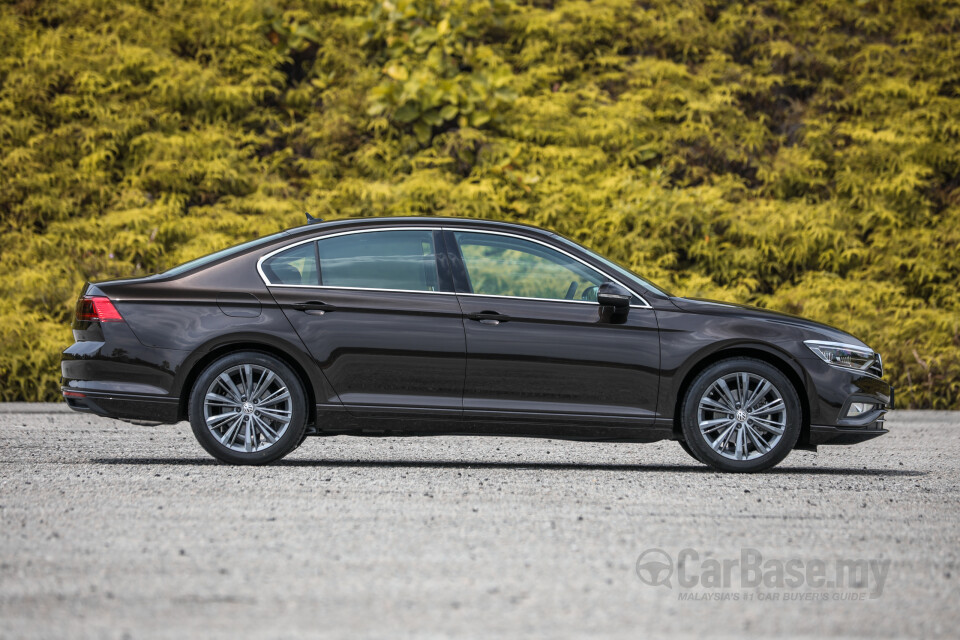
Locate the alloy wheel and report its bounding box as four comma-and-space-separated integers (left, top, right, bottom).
697, 372, 786, 461
202, 364, 292, 453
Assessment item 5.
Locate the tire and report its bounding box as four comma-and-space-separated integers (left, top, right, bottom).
677, 439, 704, 463
680, 358, 801, 473
188, 352, 308, 465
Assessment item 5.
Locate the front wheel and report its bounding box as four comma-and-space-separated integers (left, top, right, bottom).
677, 439, 703, 464
188, 352, 307, 465
680, 358, 801, 473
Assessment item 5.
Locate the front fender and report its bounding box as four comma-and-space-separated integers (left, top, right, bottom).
655, 307, 815, 422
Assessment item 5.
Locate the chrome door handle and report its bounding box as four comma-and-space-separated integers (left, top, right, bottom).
291, 300, 337, 313
468, 311, 510, 325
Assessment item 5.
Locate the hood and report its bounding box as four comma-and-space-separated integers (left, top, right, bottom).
669, 297, 869, 349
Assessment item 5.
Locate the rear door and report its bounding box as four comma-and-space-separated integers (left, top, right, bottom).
263, 227, 465, 419
445, 229, 660, 424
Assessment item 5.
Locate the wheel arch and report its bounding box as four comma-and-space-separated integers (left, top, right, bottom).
672, 346, 811, 449
177, 341, 319, 426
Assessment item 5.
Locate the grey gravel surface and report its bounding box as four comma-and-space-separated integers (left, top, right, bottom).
1, 407, 958, 639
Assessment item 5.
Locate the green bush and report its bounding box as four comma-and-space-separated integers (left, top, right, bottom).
1, 0, 958, 407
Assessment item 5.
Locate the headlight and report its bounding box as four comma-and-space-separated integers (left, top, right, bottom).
804, 340, 882, 376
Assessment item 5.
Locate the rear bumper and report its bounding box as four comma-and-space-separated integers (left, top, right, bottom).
62, 389, 180, 425
61, 321, 187, 425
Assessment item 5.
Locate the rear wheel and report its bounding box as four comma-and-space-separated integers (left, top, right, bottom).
681, 358, 801, 473
188, 352, 307, 465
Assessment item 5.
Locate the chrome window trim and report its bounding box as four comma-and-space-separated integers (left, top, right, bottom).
263, 283, 457, 296
456, 292, 598, 305
256, 227, 445, 294
256, 225, 652, 308
444, 227, 652, 309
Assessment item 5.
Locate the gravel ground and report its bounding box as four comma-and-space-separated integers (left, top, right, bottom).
1, 406, 958, 639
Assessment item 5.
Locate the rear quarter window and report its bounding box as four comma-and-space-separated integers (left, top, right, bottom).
262, 243, 319, 285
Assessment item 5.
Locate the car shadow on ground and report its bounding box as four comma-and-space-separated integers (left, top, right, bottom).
88, 457, 926, 476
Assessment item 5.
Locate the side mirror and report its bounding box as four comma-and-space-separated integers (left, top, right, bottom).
597, 282, 631, 309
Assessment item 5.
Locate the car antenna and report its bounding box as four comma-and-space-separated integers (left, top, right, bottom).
305, 212, 323, 224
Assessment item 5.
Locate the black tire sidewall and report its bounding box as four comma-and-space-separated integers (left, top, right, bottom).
681, 358, 801, 473
678, 439, 704, 464
188, 352, 307, 465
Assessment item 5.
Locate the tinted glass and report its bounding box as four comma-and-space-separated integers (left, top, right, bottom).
162, 231, 288, 277
454, 232, 605, 301
551, 234, 671, 297
317, 230, 439, 292
262, 243, 319, 285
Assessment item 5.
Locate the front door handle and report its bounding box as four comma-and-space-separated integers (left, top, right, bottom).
467, 311, 511, 325
291, 300, 337, 315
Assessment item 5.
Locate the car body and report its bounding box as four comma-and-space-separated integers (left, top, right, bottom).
61, 217, 893, 471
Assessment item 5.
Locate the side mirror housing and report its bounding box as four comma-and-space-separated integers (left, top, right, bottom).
597, 282, 632, 309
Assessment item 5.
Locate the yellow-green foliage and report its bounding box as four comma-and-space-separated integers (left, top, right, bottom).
1, 0, 958, 407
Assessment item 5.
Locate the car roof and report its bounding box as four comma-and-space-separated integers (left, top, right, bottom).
281, 216, 556, 238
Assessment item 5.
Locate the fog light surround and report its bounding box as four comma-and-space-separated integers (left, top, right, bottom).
847, 402, 874, 417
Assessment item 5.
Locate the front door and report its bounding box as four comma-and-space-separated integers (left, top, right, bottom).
264, 228, 465, 418
446, 229, 660, 423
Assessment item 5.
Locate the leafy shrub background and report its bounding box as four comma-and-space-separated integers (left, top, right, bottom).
1, 0, 958, 407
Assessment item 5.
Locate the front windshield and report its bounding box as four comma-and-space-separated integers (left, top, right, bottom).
550, 234, 673, 297
161, 231, 288, 277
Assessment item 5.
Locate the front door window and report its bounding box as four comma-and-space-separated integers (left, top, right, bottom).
453, 232, 604, 302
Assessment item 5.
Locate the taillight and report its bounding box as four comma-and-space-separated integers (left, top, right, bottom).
76, 296, 124, 323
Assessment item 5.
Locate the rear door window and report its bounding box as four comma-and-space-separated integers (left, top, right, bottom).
316, 230, 440, 292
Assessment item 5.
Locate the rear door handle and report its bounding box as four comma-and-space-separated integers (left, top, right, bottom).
467, 311, 511, 325
291, 300, 337, 315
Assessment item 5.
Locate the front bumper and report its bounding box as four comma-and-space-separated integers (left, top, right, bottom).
800, 356, 893, 447
807, 396, 891, 446
808, 421, 888, 446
